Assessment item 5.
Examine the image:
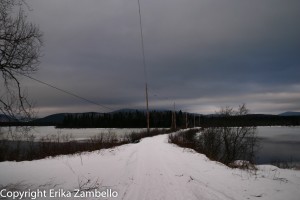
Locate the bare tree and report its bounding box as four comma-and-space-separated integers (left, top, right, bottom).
196, 104, 258, 164
0, 0, 43, 121
217, 104, 258, 164
169, 104, 259, 166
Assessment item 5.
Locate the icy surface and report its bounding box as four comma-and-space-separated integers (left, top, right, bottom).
0, 134, 300, 200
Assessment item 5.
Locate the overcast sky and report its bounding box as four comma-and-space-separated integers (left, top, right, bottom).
20, 0, 300, 117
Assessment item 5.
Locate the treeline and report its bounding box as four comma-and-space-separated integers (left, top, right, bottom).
1, 112, 300, 128
57, 110, 199, 128
200, 114, 300, 127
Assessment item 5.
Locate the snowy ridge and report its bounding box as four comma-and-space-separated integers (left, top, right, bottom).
0, 134, 300, 200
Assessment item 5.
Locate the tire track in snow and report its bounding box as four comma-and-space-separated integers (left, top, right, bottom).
118, 135, 229, 200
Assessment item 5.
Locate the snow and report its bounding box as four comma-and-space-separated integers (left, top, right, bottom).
0, 134, 300, 200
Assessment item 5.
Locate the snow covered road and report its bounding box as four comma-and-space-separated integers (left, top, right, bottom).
1, 134, 300, 200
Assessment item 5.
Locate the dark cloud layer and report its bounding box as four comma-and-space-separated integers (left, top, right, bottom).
21, 0, 300, 116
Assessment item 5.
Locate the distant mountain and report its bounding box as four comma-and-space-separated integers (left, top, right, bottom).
279, 111, 300, 116
0, 114, 20, 122
33, 112, 106, 125
111, 109, 141, 113
33, 113, 68, 124
0, 114, 17, 122
34, 109, 171, 125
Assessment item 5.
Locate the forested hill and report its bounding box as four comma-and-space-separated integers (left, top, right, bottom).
57, 110, 191, 128
55, 111, 300, 128
200, 114, 300, 127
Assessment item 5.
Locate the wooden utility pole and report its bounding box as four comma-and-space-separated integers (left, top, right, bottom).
174, 102, 176, 130
146, 83, 150, 134
137, 0, 149, 134
185, 112, 188, 129
171, 111, 174, 129
171, 102, 176, 130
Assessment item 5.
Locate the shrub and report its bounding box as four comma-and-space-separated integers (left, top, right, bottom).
168, 128, 200, 150
169, 104, 259, 166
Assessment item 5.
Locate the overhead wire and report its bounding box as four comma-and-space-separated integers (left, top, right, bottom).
7, 1, 178, 116
12, 70, 115, 112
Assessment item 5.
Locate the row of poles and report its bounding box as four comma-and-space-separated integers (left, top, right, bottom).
171, 103, 201, 130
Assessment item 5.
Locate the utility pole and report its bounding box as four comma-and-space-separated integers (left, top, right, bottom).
174, 102, 176, 130
194, 113, 195, 128
146, 83, 150, 134
185, 112, 188, 129
171, 110, 174, 129
172, 102, 176, 130
137, 0, 149, 134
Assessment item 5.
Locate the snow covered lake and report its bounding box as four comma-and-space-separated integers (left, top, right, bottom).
0, 127, 146, 141
256, 126, 300, 165
1, 126, 299, 165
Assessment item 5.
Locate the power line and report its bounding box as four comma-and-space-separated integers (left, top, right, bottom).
8, 1, 168, 117
14, 71, 115, 112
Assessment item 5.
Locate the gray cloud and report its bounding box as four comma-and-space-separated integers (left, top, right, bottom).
19, 0, 300, 116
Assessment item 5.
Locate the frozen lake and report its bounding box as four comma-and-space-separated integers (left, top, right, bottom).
1, 126, 299, 165
0, 127, 147, 141
256, 126, 300, 165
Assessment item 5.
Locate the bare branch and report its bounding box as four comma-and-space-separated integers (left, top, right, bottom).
0, 0, 42, 121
